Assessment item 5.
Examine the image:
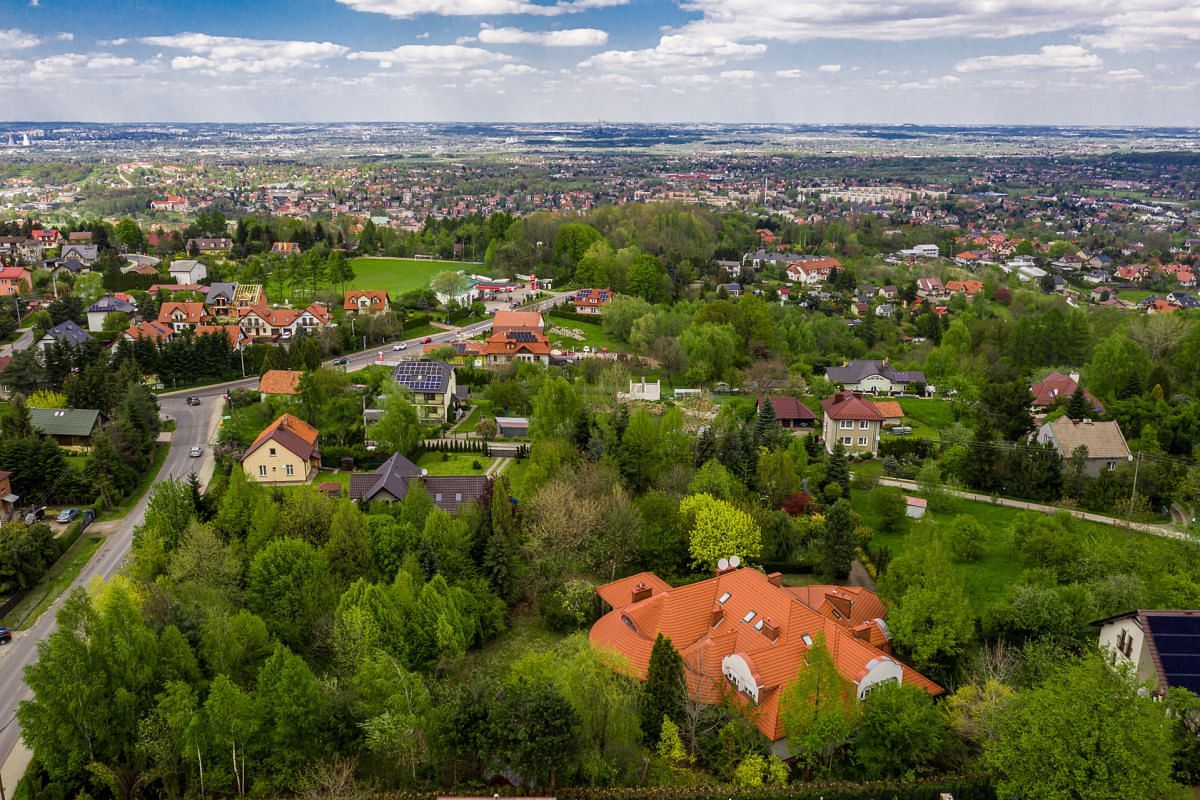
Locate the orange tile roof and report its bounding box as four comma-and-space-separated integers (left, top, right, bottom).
822, 391, 884, 422
871, 400, 904, 419
194, 324, 244, 349
122, 320, 174, 343
158, 301, 208, 325
344, 290, 390, 311
244, 413, 320, 462
258, 369, 304, 396
589, 568, 941, 741
492, 310, 544, 331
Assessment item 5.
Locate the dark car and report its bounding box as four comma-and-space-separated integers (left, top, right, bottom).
332, 356, 350, 366
0, 627, 11, 645
186, 396, 201, 406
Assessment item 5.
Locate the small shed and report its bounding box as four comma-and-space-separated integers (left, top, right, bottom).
904, 496, 927, 519
495, 416, 529, 439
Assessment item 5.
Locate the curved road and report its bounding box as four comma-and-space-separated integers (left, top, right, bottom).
0, 293, 566, 781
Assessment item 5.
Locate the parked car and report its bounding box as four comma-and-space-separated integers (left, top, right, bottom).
393, 343, 407, 351
332, 356, 350, 366
891, 426, 913, 435
189, 446, 203, 458
186, 396, 201, 406
0, 627, 11, 645
56, 508, 80, 524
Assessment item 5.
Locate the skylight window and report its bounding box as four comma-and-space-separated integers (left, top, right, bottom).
754, 620, 764, 631
802, 634, 813, 646
742, 610, 757, 623
718, 592, 731, 604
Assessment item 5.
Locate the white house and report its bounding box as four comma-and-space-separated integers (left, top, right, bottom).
618, 379, 661, 403
85, 296, 136, 332
1094, 610, 1200, 698
168, 259, 207, 284
434, 280, 479, 308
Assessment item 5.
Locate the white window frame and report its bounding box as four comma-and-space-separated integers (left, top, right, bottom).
860, 420, 870, 429
258, 465, 267, 477
285, 463, 294, 476
858, 437, 868, 446
840, 420, 853, 429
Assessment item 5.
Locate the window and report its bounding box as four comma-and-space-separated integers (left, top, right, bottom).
718, 592, 731, 604
860, 420, 870, 429
801, 634, 813, 646
455, 493, 462, 502
285, 464, 294, 476
1106, 461, 1116, 471
842, 436, 852, 445
435, 493, 443, 502
258, 465, 267, 477
269, 447, 276, 457
858, 437, 868, 446
754, 619, 764, 631
840, 420, 853, 429
742, 610, 757, 623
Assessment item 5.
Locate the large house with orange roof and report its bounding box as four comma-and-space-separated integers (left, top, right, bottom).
821, 391, 884, 455
590, 567, 941, 744
122, 320, 175, 345
492, 309, 545, 333
344, 290, 390, 315
237, 303, 333, 341
158, 301, 210, 332
483, 329, 551, 366
240, 413, 321, 484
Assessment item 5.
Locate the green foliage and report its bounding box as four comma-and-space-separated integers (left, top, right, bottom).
680, 493, 762, 569
641, 633, 685, 746
852, 681, 948, 778
986, 656, 1177, 800
780, 633, 860, 777
487, 676, 583, 790
869, 486, 907, 533
819, 499, 858, 579
247, 537, 336, 652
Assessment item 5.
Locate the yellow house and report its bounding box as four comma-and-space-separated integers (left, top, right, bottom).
241, 413, 321, 484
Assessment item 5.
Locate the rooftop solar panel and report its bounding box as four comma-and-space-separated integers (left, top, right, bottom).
1146, 614, 1200, 694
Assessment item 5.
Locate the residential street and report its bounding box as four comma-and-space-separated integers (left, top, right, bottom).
0, 291, 569, 781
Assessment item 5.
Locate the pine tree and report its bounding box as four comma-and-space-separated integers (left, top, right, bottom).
820, 499, 857, 579
641, 633, 686, 746
826, 441, 851, 498
694, 425, 718, 467
1065, 386, 1089, 421
755, 397, 784, 449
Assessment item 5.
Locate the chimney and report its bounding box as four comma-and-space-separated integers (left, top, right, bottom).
766, 572, 783, 587
762, 618, 781, 642
631, 582, 652, 603
711, 604, 724, 627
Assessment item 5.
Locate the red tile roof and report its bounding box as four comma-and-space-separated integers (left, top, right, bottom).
762, 395, 816, 421
590, 568, 941, 741
821, 391, 884, 422
243, 413, 320, 462
258, 369, 304, 396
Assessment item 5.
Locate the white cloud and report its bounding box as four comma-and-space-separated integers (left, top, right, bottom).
818, 63, 841, 73
349, 44, 512, 72
140, 32, 349, 74
1105, 68, 1145, 81
1080, 7, 1200, 52
0, 28, 41, 50
775, 68, 804, 78
955, 45, 1102, 72
55, 32, 74, 41
719, 69, 756, 80
98, 38, 129, 46
578, 33, 765, 72
416, 32, 431, 39
891, 74, 962, 90
500, 63, 540, 74
336, 0, 627, 18
478, 25, 608, 46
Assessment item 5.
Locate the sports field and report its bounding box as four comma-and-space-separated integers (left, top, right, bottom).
347, 257, 487, 295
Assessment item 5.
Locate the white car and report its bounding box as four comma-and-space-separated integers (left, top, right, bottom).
189, 446, 203, 458
393, 343, 407, 351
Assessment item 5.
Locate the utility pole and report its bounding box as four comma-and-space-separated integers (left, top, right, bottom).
1127, 451, 1141, 528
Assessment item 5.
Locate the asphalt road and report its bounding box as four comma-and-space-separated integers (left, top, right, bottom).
0, 292, 567, 773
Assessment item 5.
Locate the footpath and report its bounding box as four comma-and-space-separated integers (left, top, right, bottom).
873, 476, 1195, 543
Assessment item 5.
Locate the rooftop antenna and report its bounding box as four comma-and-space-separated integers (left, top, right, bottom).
730, 555, 742, 569
717, 557, 730, 572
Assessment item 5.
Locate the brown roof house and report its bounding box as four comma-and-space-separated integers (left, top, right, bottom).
1030, 371, 1104, 415
241, 413, 321, 484
589, 567, 941, 744
1036, 417, 1131, 477
757, 396, 816, 430
349, 452, 490, 514
258, 369, 304, 402
821, 391, 883, 456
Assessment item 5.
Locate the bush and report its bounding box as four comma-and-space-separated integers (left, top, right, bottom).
870, 486, 908, 532
948, 515, 987, 562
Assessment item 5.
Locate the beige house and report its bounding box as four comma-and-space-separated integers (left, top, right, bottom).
821, 391, 884, 456
241, 413, 321, 484
391, 361, 458, 423
1094, 610, 1200, 698
1036, 417, 1131, 477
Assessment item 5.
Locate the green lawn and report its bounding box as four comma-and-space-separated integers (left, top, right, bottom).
545, 316, 625, 352
348, 257, 487, 296
504, 458, 530, 498
852, 491, 1156, 615
896, 397, 959, 430
447, 613, 564, 682
415, 450, 494, 475
1111, 288, 1155, 303
2, 534, 103, 630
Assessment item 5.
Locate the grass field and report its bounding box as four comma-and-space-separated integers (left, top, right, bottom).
851, 490, 1153, 615
348, 257, 486, 296
415, 450, 494, 475
896, 397, 959, 430
545, 317, 625, 352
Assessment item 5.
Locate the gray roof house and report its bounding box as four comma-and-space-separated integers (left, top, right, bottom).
825, 360, 925, 396
59, 244, 98, 265
38, 320, 92, 353
86, 296, 137, 332
349, 452, 490, 513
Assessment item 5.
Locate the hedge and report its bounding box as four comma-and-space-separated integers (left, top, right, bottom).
547, 307, 606, 326
373, 778, 996, 800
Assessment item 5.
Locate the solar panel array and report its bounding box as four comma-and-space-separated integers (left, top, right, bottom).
506, 331, 537, 342
1146, 614, 1200, 694
392, 361, 450, 392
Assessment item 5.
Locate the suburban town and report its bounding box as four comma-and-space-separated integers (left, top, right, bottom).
1, 3, 1200, 799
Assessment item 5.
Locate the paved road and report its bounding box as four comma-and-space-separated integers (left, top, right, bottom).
0, 327, 34, 358
0, 290, 569, 775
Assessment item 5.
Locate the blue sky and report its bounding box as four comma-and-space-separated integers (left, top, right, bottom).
1, 0, 1199, 123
